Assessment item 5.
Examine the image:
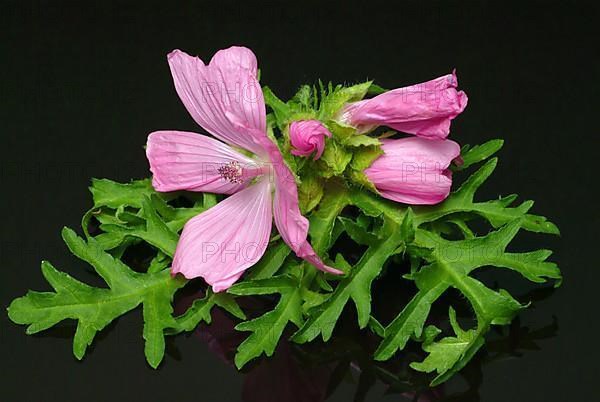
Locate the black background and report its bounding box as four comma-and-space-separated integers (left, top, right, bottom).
1, 1, 598, 401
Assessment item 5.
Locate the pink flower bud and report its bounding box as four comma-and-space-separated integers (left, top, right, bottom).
340, 71, 468, 140
364, 137, 461, 205
289, 120, 332, 160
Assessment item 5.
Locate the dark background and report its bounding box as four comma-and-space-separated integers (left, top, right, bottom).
1, 1, 598, 401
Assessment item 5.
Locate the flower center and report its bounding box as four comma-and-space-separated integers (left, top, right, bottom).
218, 161, 271, 184
218, 161, 243, 183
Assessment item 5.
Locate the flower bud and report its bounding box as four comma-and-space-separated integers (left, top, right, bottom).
364, 137, 461, 205
289, 120, 332, 160
340, 71, 467, 140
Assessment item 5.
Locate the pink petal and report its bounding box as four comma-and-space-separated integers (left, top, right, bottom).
172, 179, 273, 292
341, 71, 468, 139
289, 120, 332, 160
364, 137, 461, 205
167, 47, 267, 155
254, 135, 343, 275
146, 130, 258, 194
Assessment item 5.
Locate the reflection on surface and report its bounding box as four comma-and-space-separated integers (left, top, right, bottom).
173, 285, 558, 402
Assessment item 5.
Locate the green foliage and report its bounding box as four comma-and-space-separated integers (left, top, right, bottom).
297, 171, 324, 213
409, 307, 486, 386
8, 83, 561, 386
317, 139, 353, 178
228, 275, 303, 368
317, 81, 372, 120
8, 227, 185, 368
8, 179, 229, 368
456, 139, 504, 171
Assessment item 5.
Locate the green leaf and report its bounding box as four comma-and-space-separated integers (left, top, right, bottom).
318, 81, 372, 120
456, 139, 504, 170
368, 316, 386, 338
168, 291, 246, 334
414, 158, 560, 235
366, 83, 388, 96
86, 179, 206, 252
308, 181, 350, 254
410, 307, 486, 385
99, 196, 180, 256
400, 207, 415, 243
147, 252, 170, 273
298, 172, 324, 214
90, 178, 155, 209
149, 194, 206, 232
10, 178, 245, 368
7, 227, 184, 368
292, 216, 407, 343
290, 85, 313, 110
228, 276, 303, 368
350, 145, 383, 188
229, 275, 298, 296
339, 150, 562, 385
246, 241, 291, 280
339, 217, 378, 246
263, 86, 292, 129
317, 140, 353, 178
344, 135, 381, 147
349, 187, 404, 220
328, 120, 380, 148
227, 181, 351, 368
374, 220, 557, 363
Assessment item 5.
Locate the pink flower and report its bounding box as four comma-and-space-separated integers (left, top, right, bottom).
364, 137, 461, 205
146, 47, 341, 292
289, 120, 332, 160
340, 71, 468, 139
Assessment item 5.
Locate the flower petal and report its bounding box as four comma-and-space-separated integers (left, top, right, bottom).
146, 130, 257, 194
253, 135, 343, 275
172, 179, 273, 292
167, 47, 267, 155
365, 137, 461, 205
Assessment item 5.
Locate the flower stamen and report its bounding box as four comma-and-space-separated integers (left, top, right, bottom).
218, 161, 243, 183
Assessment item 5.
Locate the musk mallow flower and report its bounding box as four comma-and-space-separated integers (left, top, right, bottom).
146, 46, 342, 292
289, 120, 332, 160
364, 137, 461, 205
339, 71, 468, 140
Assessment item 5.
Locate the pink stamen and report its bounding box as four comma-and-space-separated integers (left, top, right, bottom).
218, 161, 243, 183
218, 161, 270, 183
